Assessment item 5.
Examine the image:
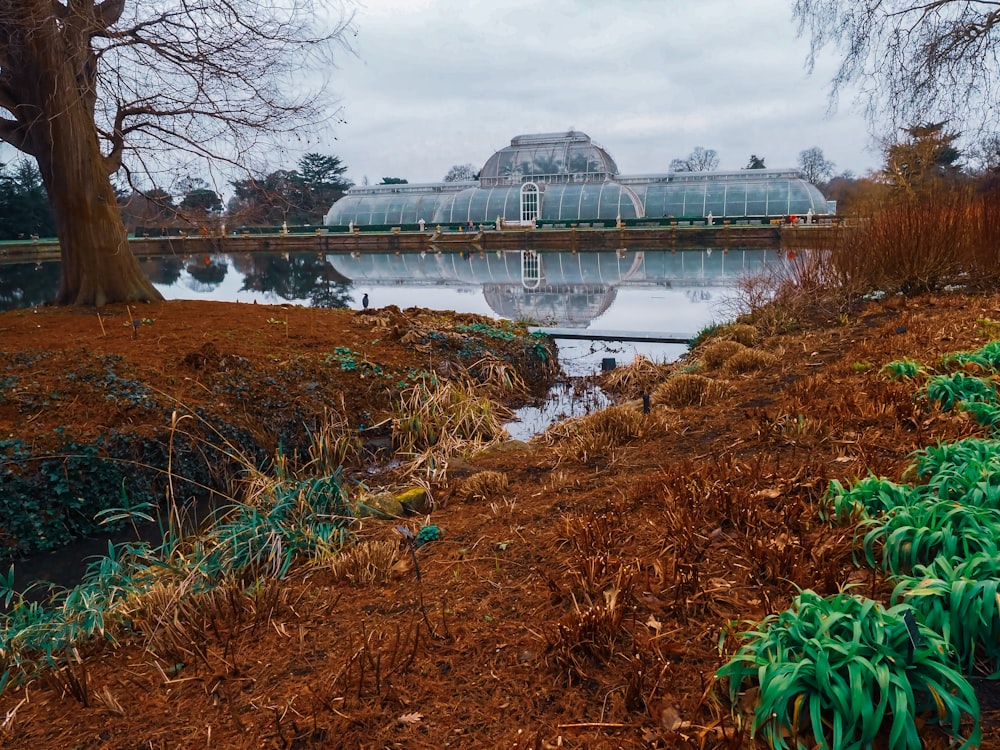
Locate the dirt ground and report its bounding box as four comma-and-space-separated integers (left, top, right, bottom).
1, 293, 999, 749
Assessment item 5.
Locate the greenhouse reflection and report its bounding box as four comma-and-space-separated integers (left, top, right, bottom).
0, 248, 788, 326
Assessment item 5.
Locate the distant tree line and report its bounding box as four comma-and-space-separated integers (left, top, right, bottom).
121, 153, 353, 234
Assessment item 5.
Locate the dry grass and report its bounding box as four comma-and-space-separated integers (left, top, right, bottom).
700, 340, 747, 369
393, 378, 512, 480
325, 539, 398, 585
723, 348, 779, 375
469, 354, 528, 397
544, 564, 637, 683
601, 354, 673, 397
306, 405, 364, 473
540, 404, 650, 464
652, 374, 731, 408
717, 323, 759, 346
460, 470, 509, 502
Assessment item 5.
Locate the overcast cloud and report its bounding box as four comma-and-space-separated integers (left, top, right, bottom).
310, 0, 878, 186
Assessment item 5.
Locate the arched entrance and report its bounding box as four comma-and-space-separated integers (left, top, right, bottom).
520, 182, 539, 225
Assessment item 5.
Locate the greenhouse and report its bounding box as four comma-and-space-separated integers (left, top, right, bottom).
324, 131, 833, 228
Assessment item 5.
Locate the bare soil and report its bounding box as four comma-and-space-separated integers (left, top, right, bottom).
1, 293, 999, 749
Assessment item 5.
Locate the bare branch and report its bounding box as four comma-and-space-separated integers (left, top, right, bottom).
793, 0, 1000, 138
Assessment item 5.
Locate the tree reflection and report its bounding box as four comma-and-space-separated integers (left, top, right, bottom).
140, 256, 184, 286
239, 253, 352, 308
186, 259, 228, 286
0, 262, 61, 310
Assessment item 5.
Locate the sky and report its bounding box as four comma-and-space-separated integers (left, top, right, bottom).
308, 0, 879, 186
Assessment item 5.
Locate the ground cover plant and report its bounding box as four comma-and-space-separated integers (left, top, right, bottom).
9, 254, 1000, 746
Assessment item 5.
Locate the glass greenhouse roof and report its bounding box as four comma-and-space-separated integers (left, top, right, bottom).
478, 131, 619, 186
324, 132, 833, 227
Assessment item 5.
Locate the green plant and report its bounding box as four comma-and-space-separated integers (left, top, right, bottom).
907, 438, 1000, 507
907, 438, 1000, 481
860, 499, 1000, 574
881, 358, 925, 381
718, 589, 980, 750
940, 340, 1000, 373
821, 475, 918, 523
414, 524, 442, 547
893, 552, 1000, 675
687, 322, 721, 350
852, 361, 874, 372
924, 372, 995, 412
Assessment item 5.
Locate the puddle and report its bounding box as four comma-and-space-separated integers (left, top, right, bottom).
506, 378, 611, 441
505, 339, 688, 440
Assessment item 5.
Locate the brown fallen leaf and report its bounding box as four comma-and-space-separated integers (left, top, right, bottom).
398, 711, 423, 725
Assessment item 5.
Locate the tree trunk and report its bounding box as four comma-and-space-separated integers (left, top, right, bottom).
35, 125, 163, 307
11, 3, 163, 307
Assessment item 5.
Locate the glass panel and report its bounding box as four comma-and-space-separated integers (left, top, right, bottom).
664, 186, 686, 217
745, 183, 767, 215
683, 187, 705, 217
385, 195, 406, 224
766, 181, 790, 215
704, 184, 725, 216
578, 185, 599, 219
724, 184, 747, 217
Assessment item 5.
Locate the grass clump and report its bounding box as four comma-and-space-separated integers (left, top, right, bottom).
460, 470, 509, 502
722, 348, 778, 375
718, 589, 980, 750
600, 354, 672, 398
540, 404, 648, 464
698, 339, 745, 369
651, 374, 730, 408
325, 539, 397, 586
392, 377, 511, 479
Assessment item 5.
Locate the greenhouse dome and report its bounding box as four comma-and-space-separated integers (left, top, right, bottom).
324, 131, 832, 227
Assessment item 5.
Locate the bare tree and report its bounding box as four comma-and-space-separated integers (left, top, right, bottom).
797, 146, 836, 183
793, 1, 1000, 137
0, 1, 354, 305
443, 163, 478, 182
669, 146, 719, 172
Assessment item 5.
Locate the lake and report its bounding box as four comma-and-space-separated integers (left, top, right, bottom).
1, 246, 788, 375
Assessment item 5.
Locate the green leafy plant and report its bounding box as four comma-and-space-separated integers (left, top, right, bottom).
907, 438, 1000, 507
940, 340, 1000, 373
924, 372, 995, 412
860, 499, 1000, 574
893, 552, 1000, 675
687, 322, 721, 350
881, 358, 925, 381
414, 524, 442, 547
718, 589, 980, 750
821, 475, 918, 523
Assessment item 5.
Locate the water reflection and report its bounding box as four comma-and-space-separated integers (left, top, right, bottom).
0, 247, 786, 334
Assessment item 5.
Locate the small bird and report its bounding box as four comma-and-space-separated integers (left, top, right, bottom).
362, 293, 369, 310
